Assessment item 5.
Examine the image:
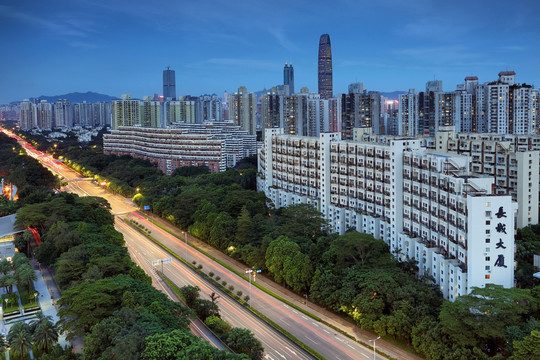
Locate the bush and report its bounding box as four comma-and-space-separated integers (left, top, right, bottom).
243, 295, 250, 303
215, 276, 221, 281
209, 272, 215, 277
228, 285, 234, 292
221, 281, 227, 287
236, 291, 243, 297
197, 264, 203, 270
205, 315, 231, 336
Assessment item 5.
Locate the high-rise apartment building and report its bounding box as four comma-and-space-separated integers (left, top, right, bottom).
398, 89, 418, 136
258, 128, 517, 301
318, 34, 333, 100
19, 99, 35, 130
229, 86, 257, 135
112, 95, 141, 129
341, 83, 381, 139
197, 94, 222, 123
168, 97, 196, 124
283, 62, 295, 96
36, 100, 53, 129
163, 67, 176, 100
53, 100, 73, 128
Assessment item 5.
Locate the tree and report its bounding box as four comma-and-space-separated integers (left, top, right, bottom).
0, 333, 7, 354
8, 322, 33, 360
15, 263, 36, 293
224, 327, 264, 360
0, 274, 16, 294
205, 315, 231, 336
32, 319, 59, 353
236, 206, 252, 245
179, 285, 200, 308
265, 236, 299, 285
58, 278, 123, 337
510, 330, 540, 360
0, 259, 12, 275
440, 285, 535, 355
193, 298, 220, 321
329, 232, 393, 269
12, 252, 30, 270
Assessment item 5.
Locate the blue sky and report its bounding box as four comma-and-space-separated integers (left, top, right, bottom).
1, 0, 539, 103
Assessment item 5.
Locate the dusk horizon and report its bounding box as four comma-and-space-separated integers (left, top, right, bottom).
1, 0, 540, 104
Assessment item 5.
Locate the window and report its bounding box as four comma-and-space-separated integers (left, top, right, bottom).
485, 274, 490, 279
486, 220, 491, 225
485, 256, 490, 261
486, 238, 490, 243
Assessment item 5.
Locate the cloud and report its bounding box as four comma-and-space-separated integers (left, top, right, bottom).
268, 28, 299, 52
189, 58, 275, 70
0, 5, 97, 38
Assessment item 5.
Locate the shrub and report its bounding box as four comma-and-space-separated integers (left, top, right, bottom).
221, 281, 227, 287
228, 285, 234, 292
236, 291, 243, 297
209, 272, 215, 277
215, 276, 221, 281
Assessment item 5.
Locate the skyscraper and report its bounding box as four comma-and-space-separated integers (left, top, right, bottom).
163, 66, 176, 100
283, 62, 294, 95
318, 34, 333, 100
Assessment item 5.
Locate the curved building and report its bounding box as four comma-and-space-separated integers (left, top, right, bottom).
318, 34, 333, 100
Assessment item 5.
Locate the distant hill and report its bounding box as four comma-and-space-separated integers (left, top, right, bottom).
32, 91, 119, 103
379, 91, 405, 100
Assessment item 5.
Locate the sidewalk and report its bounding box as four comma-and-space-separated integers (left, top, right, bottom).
32, 261, 70, 349
35, 262, 83, 353
145, 212, 423, 360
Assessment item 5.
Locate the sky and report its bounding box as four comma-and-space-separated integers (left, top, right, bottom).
1, 0, 539, 104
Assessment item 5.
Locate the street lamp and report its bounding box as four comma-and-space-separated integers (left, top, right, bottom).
183, 231, 188, 261
34, 292, 38, 305
368, 336, 381, 360
4, 298, 7, 310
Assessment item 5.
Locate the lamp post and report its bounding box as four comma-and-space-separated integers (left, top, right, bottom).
368, 336, 380, 360
4, 298, 7, 311
183, 231, 188, 261
34, 292, 38, 305
246, 268, 253, 308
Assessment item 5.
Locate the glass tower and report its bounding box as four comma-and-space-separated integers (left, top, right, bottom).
163, 66, 176, 100
318, 34, 333, 100
283, 62, 294, 96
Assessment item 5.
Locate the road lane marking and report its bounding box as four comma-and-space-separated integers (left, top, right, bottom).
301, 315, 308, 320
305, 336, 318, 344
311, 322, 319, 327
275, 350, 286, 359
347, 344, 355, 349
292, 310, 298, 314
323, 329, 330, 334
283, 304, 289, 308
285, 346, 297, 356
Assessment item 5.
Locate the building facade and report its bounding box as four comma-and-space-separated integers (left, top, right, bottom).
318, 34, 333, 100
104, 122, 257, 174
163, 67, 176, 100
258, 128, 516, 300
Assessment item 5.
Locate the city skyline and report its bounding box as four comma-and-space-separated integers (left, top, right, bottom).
1, 0, 540, 104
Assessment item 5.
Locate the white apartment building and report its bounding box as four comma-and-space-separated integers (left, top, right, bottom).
432, 128, 539, 228
104, 122, 256, 174
258, 128, 516, 300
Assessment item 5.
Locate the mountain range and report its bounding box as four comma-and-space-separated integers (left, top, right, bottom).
31, 91, 119, 103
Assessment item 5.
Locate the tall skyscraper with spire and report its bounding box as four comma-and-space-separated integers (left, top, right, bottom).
283, 62, 294, 96
163, 66, 176, 100
318, 34, 333, 100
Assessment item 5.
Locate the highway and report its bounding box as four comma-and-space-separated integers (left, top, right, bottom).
5, 128, 388, 360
